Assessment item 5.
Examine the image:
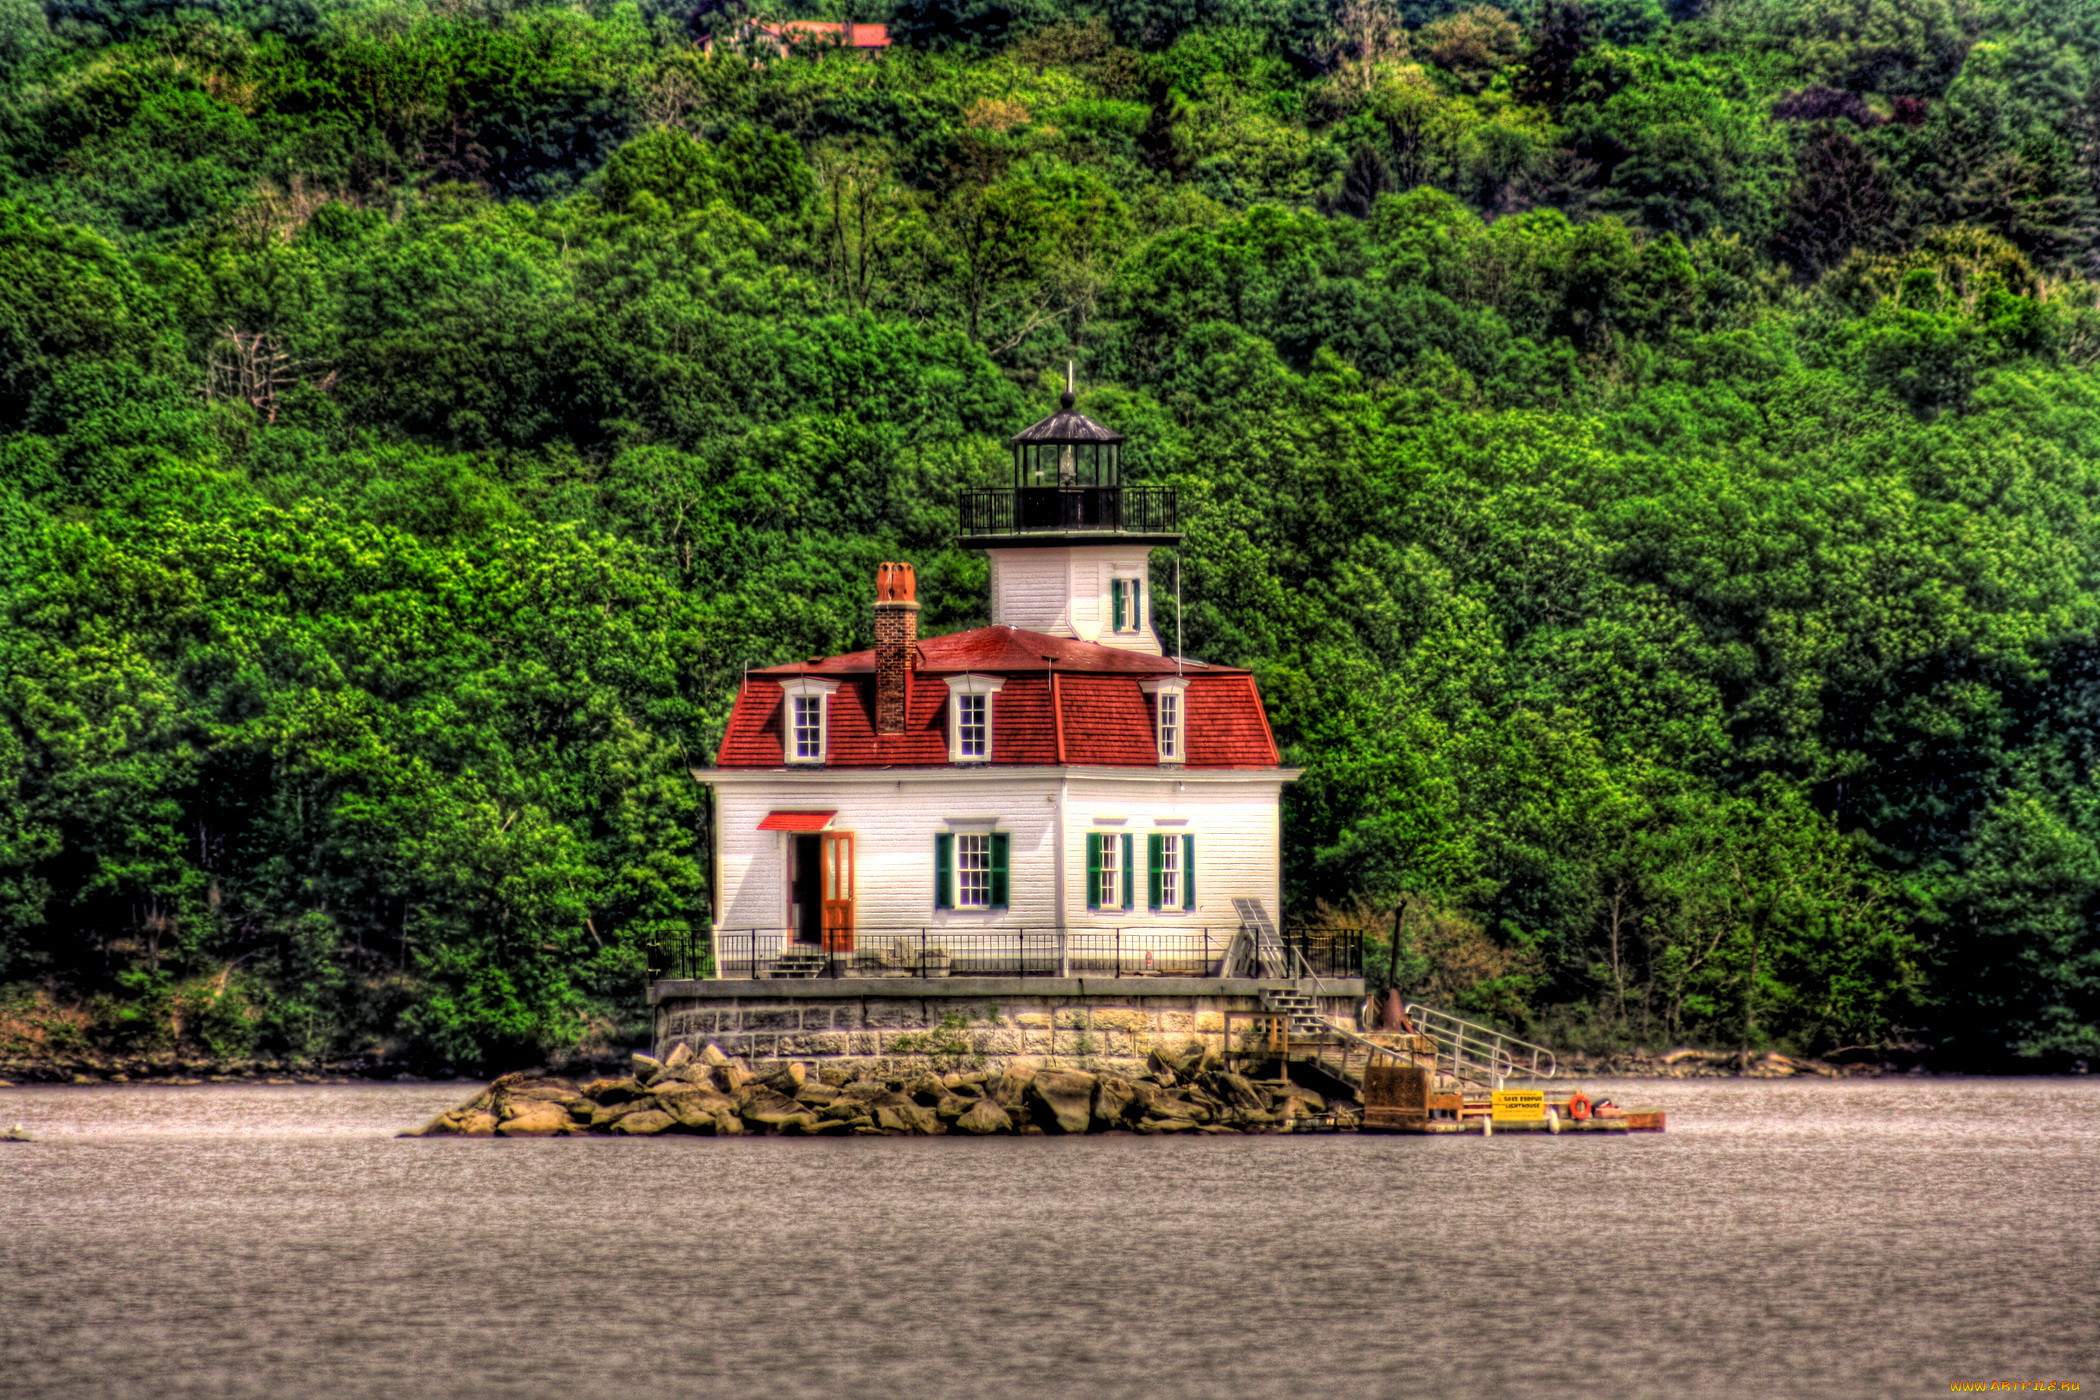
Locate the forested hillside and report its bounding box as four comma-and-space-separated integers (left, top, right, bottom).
2, 0, 2097, 1072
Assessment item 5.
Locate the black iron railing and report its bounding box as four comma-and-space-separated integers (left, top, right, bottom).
647, 926, 1361, 982
959, 485, 1176, 537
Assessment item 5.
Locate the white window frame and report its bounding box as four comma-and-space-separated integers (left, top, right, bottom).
1140, 677, 1188, 766
955, 832, 993, 908
778, 676, 840, 765
1158, 833, 1182, 910
1098, 830, 1122, 910
944, 674, 1006, 764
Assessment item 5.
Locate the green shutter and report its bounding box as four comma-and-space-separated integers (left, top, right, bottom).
1147, 832, 1163, 912
1182, 833, 1194, 910
1121, 832, 1134, 912
1132, 580, 1142, 631
1111, 579, 1125, 631
990, 832, 1010, 909
935, 832, 953, 910
1085, 832, 1102, 911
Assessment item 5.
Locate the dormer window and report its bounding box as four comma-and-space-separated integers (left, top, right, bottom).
1110, 577, 1144, 634
778, 676, 840, 765
944, 674, 1006, 764
1140, 677, 1187, 765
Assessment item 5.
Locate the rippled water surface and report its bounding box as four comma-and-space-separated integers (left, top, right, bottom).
2, 1078, 2096, 1400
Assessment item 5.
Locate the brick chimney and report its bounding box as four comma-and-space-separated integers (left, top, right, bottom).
873, 561, 918, 735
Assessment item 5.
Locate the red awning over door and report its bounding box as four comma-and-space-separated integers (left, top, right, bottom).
758, 810, 837, 831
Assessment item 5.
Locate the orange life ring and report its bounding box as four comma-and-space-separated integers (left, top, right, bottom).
1567, 1092, 1591, 1121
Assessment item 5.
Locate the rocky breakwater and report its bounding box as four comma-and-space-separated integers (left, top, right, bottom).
405, 1042, 1358, 1137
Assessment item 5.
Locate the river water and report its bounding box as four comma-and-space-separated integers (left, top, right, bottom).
1, 1077, 2094, 1400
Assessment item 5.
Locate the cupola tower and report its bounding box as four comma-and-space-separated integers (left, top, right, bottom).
957, 366, 1179, 655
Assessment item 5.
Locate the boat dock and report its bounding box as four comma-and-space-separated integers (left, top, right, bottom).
1223, 993, 1665, 1136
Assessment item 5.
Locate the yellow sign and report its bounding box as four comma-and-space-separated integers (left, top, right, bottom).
1491, 1089, 1545, 1122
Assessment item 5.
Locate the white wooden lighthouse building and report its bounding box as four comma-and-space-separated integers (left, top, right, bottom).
691, 386, 1301, 979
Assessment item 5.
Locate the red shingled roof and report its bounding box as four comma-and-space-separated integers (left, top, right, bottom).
714, 626, 1280, 769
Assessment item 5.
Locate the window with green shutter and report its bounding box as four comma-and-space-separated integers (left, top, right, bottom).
1085, 832, 1102, 911
934, 832, 953, 910
989, 831, 1009, 909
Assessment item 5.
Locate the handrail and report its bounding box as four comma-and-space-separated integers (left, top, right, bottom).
1403, 1002, 1557, 1084
650, 926, 1366, 982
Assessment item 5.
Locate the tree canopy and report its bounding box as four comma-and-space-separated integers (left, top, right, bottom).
4, 0, 2100, 1070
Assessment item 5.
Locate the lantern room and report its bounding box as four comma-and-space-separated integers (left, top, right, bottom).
959, 370, 1177, 543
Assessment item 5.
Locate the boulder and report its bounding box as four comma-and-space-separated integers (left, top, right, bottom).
1176, 1045, 1220, 1078
700, 1043, 732, 1068
1208, 1072, 1266, 1112
1144, 1048, 1179, 1085
631, 1052, 669, 1085
817, 1065, 852, 1087
1029, 1070, 1098, 1133
497, 1104, 572, 1137
1092, 1075, 1138, 1128
584, 1077, 648, 1105
459, 1111, 499, 1136
760, 1062, 808, 1094
1132, 1082, 1207, 1124
508, 1079, 581, 1101
715, 1061, 750, 1094
904, 1073, 947, 1103
933, 1093, 972, 1121
740, 1088, 817, 1133
794, 1082, 840, 1107
955, 1099, 1013, 1134
663, 1042, 697, 1072
988, 1063, 1037, 1108
592, 1097, 656, 1129
874, 1102, 941, 1134
612, 1109, 676, 1136
657, 1084, 736, 1120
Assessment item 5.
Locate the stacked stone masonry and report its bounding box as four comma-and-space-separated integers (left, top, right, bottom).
651, 979, 1365, 1076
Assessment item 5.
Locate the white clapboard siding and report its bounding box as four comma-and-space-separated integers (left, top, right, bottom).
988, 544, 1162, 654
707, 768, 1287, 940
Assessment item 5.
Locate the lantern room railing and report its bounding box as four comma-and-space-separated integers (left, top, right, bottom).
959, 485, 1176, 536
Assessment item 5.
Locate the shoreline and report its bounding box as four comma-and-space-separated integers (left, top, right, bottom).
0, 1051, 632, 1088
0, 1047, 2062, 1088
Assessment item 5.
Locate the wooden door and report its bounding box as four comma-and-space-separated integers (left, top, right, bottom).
820, 831, 855, 953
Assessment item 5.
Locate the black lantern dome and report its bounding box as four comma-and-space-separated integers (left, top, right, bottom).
1009, 385, 1125, 488
958, 367, 1177, 547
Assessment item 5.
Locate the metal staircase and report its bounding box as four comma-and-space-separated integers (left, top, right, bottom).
1404, 1002, 1557, 1084
1253, 987, 1557, 1093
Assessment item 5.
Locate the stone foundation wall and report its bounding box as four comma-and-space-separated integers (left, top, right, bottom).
651, 977, 1364, 1079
